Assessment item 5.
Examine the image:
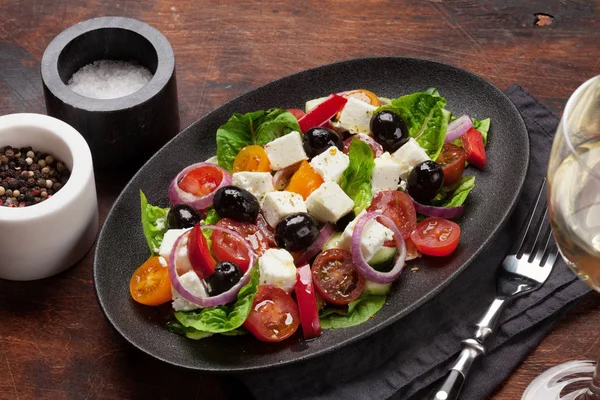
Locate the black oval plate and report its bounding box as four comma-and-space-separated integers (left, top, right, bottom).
94, 57, 529, 372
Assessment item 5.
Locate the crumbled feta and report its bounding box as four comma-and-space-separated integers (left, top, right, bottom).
337, 97, 378, 134
264, 131, 308, 170
339, 210, 394, 262
391, 138, 430, 180
372, 152, 402, 195
309, 146, 350, 183
158, 228, 192, 260
305, 181, 354, 223
258, 248, 297, 293
172, 270, 207, 311
232, 171, 274, 200
261, 191, 307, 227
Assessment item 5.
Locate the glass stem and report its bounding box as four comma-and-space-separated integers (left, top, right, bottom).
581, 361, 600, 400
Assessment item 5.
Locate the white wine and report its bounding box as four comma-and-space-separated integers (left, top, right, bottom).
549, 139, 600, 292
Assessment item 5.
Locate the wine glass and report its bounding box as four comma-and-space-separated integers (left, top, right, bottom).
522, 76, 600, 399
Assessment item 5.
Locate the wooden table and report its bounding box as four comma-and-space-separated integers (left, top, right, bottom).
1, 0, 598, 398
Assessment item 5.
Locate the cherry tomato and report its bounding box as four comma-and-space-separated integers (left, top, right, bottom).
243, 285, 300, 342
178, 165, 224, 197
295, 264, 322, 339
286, 160, 324, 200
437, 143, 466, 187
462, 128, 486, 170
256, 213, 277, 246
211, 218, 270, 271
129, 256, 172, 306
187, 224, 217, 279
342, 89, 381, 107
410, 217, 461, 257
368, 190, 417, 241
287, 108, 306, 121
232, 145, 271, 173
311, 249, 365, 306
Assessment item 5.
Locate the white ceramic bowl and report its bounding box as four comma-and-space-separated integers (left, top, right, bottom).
0, 113, 98, 281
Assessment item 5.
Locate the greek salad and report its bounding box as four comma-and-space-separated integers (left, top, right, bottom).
129, 88, 490, 342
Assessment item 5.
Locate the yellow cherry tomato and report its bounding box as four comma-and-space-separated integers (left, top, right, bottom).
129, 256, 172, 306
233, 145, 271, 172
286, 160, 324, 200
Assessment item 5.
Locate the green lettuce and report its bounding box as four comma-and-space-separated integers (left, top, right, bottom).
472, 117, 490, 145
216, 109, 301, 171
173, 266, 260, 338
140, 190, 169, 255
376, 91, 449, 160
433, 176, 476, 208
339, 138, 375, 215
319, 294, 387, 329
200, 207, 221, 245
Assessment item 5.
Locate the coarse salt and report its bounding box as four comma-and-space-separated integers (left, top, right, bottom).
67, 60, 153, 99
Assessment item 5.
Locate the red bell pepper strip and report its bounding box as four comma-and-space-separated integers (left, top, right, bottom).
461, 127, 486, 169
295, 264, 322, 339
187, 224, 217, 279
297, 94, 348, 133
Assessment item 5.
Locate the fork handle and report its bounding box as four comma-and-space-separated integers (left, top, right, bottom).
428, 297, 509, 400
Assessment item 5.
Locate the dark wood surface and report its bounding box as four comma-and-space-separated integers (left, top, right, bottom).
1, 0, 599, 399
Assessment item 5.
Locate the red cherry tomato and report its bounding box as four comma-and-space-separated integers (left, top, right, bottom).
243, 285, 300, 342
187, 224, 217, 279
211, 218, 270, 271
256, 213, 277, 247
368, 190, 417, 243
410, 217, 461, 257
311, 249, 365, 306
287, 108, 306, 121
462, 128, 486, 170
178, 165, 223, 197
436, 143, 466, 187
295, 264, 322, 339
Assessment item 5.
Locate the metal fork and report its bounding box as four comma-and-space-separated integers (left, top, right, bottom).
429, 179, 559, 400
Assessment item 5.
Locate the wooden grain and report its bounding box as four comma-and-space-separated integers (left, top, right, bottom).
0, 0, 599, 398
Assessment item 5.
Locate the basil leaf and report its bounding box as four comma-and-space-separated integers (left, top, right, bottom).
174, 266, 260, 334
472, 117, 490, 146
319, 294, 386, 329
339, 138, 375, 215
140, 190, 169, 255
216, 109, 300, 171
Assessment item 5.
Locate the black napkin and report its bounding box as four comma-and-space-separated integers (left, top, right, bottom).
237, 85, 592, 400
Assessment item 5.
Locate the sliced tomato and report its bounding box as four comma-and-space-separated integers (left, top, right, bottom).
129, 256, 172, 306
298, 94, 348, 133
256, 213, 277, 247
243, 285, 300, 342
311, 249, 365, 306
286, 160, 324, 200
462, 128, 486, 170
178, 165, 223, 197
368, 190, 417, 242
437, 143, 466, 187
287, 108, 306, 121
295, 264, 322, 339
187, 223, 217, 279
211, 218, 269, 271
410, 217, 461, 257
233, 145, 271, 172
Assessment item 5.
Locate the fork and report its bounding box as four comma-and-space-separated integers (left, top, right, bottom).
429, 179, 559, 400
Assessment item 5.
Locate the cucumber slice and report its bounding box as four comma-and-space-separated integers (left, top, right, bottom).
364, 280, 392, 295
368, 246, 396, 272
305, 96, 328, 113
322, 232, 343, 251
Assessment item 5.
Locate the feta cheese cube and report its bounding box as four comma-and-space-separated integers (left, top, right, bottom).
339, 211, 394, 262
172, 270, 207, 311
159, 228, 191, 260
309, 146, 350, 183
261, 191, 307, 227
258, 248, 297, 293
337, 97, 378, 134
391, 138, 430, 180
372, 152, 402, 195
232, 171, 274, 200
305, 181, 354, 223
264, 131, 308, 170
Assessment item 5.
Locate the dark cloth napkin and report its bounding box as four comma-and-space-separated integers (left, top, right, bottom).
237, 85, 592, 400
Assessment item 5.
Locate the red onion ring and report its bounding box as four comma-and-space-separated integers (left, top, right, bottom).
445, 115, 473, 143
411, 198, 464, 219
351, 212, 406, 284
295, 223, 336, 266
343, 134, 384, 158
168, 162, 232, 210
168, 225, 256, 307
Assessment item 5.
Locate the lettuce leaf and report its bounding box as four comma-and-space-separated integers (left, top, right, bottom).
200, 207, 220, 245
472, 117, 490, 145
432, 176, 476, 208
140, 190, 169, 255
339, 138, 375, 215
173, 266, 260, 335
319, 294, 386, 329
376, 92, 449, 160
216, 109, 300, 171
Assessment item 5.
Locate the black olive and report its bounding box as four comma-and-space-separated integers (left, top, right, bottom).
407, 160, 444, 203
213, 186, 259, 223
275, 213, 319, 251
205, 261, 243, 296
370, 111, 409, 152
167, 204, 202, 229
302, 127, 344, 158
335, 211, 355, 232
